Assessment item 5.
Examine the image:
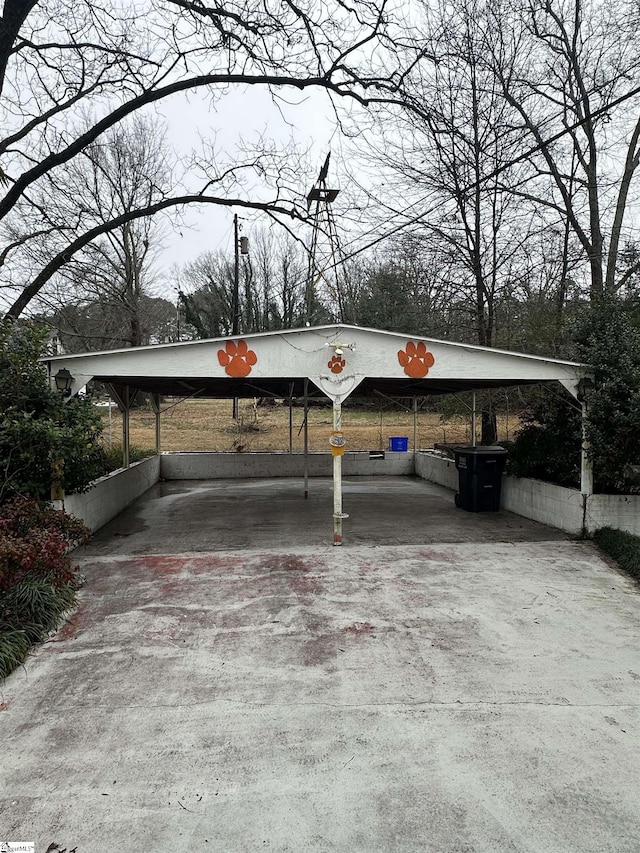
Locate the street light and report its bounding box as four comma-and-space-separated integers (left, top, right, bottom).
53, 367, 73, 396
577, 376, 594, 402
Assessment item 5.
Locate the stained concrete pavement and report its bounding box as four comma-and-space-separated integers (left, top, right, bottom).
82, 476, 568, 553
1, 478, 639, 852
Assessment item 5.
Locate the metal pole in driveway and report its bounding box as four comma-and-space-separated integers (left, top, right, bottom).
303, 378, 309, 499
153, 392, 161, 454
122, 385, 130, 468
331, 396, 347, 545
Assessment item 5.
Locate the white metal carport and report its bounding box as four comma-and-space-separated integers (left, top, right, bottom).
43, 324, 592, 544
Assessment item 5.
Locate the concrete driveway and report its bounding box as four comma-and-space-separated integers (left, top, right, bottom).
1, 478, 639, 852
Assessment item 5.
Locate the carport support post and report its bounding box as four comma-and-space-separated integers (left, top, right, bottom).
580, 399, 593, 497
122, 385, 130, 469
471, 392, 477, 447
153, 393, 161, 454
333, 397, 343, 546
303, 379, 309, 499
288, 382, 294, 454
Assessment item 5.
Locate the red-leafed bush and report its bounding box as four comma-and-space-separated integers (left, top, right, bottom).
0, 497, 90, 678
0, 496, 90, 592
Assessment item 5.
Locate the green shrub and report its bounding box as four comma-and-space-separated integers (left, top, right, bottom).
508, 300, 640, 493
0, 497, 89, 679
573, 302, 640, 493
0, 629, 31, 679
0, 320, 105, 502
1, 577, 77, 644
0, 579, 78, 678
507, 386, 581, 488
98, 444, 156, 476
593, 527, 640, 583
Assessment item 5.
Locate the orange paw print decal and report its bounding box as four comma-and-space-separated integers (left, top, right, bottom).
217, 339, 258, 377
397, 341, 435, 378
328, 354, 346, 374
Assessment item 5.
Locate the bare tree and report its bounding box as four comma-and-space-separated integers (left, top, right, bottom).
350, 0, 542, 439
178, 250, 236, 338
30, 116, 172, 348
50, 295, 179, 352
355, 0, 539, 351
490, 0, 640, 300
0, 0, 427, 320
178, 226, 311, 336
245, 228, 310, 330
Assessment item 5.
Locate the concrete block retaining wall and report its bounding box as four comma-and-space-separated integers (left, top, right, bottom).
416, 451, 640, 537
586, 493, 640, 537
416, 452, 585, 535
500, 476, 584, 535
414, 451, 459, 491
159, 451, 414, 480
62, 455, 160, 532
60, 452, 413, 532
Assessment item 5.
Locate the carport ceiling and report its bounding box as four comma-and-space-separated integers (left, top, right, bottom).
43, 324, 589, 401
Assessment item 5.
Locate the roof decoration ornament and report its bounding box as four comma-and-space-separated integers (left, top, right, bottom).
217, 340, 258, 378
398, 341, 436, 378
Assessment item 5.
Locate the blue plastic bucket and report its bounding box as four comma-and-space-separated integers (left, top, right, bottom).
389, 436, 409, 452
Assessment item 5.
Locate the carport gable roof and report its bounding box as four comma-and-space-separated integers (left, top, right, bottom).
42, 323, 589, 400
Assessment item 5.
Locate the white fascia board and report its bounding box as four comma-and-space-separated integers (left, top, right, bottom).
41, 324, 589, 384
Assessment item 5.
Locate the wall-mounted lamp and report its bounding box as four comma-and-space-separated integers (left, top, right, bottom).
576, 376, 594, 403
54, 367, 74, 397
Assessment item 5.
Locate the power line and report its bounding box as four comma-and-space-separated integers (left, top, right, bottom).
326, 77, 640, 269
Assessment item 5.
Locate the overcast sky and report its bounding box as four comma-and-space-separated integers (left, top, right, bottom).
152, 84, 339, 296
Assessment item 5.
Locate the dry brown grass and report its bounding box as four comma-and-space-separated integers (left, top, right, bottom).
100, 398, 516, 454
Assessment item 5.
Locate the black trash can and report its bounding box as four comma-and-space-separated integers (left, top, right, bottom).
454, 445, 508, 512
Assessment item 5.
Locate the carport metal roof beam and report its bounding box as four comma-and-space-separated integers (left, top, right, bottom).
43, 324, 590, 400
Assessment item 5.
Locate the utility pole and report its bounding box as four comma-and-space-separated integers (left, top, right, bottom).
233, 213, 240, 336
232, 214, 249, 419
232, 214, 250, 335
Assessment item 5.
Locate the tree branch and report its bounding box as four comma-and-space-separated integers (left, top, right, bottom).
4, 193, 307, 319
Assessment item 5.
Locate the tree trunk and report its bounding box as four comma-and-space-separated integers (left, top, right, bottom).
481, 406, 498, 445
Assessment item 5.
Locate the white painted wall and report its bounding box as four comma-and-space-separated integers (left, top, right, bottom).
59, 451, 410, 533
415, 451, 459, 491
500, 476, 584, 535
416, 452, 586, 533
416, 451, 640, 537
62, 456, 160, 532
159, 451, 414, 480
586, 493, 640, 536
